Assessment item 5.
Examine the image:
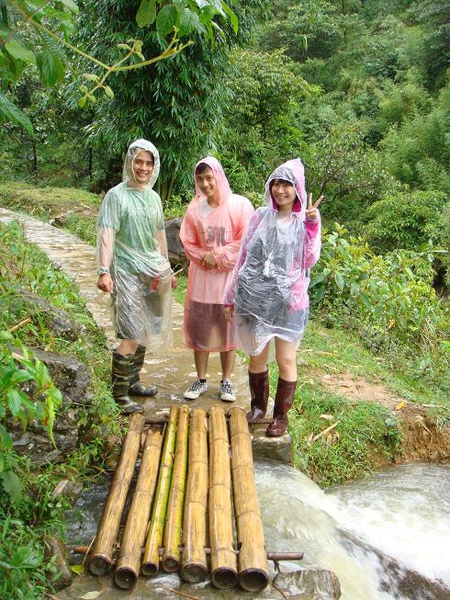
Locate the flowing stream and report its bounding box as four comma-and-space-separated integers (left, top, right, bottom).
63, 459, 450, 600
2, 208, 449, 599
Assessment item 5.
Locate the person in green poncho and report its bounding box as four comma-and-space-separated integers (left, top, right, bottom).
96, 139, 177, 414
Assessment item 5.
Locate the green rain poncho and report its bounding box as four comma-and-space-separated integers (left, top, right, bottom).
97, 139, 172, 352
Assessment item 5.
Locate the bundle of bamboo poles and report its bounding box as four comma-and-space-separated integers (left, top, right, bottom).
86, 404, 297, 591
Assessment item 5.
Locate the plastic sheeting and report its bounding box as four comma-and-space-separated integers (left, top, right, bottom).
225, 159, 321, 355
97, 140, 172, 351
180, 156, 254, 351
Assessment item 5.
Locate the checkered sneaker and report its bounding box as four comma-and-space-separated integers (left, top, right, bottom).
183, 379, 208, 400
220, 379, 236, 402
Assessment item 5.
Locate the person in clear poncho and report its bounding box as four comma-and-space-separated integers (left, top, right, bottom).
96, 139, 177, 414
180, 156, 254, 402
224, 159, 323, 436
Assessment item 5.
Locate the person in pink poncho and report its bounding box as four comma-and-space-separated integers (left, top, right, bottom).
180, 157, 254, 402
224, 159, 323, 436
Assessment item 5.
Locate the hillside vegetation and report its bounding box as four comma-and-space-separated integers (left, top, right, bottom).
1, 0, 449, 597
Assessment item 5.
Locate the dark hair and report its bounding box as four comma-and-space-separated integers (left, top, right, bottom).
195, 162, 211, 175
270, 178, 293, 188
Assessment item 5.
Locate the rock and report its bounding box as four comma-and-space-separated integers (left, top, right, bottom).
44, 535, 74, 591
16, 290, 82, 341
10, 348, 91, 465
165, 217, 187, 268
274, 569, 342, 599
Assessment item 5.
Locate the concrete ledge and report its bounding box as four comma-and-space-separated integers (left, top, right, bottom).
250, 425, 294, 465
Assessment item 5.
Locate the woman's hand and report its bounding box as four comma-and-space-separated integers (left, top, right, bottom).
223, 305, 234, 322
305, 192, 324, 221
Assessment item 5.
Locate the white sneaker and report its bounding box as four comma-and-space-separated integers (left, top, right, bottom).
184, 379, 208, 400
220, 379, 236, 402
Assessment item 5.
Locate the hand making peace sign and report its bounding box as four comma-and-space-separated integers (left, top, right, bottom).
305, 192, 324, 222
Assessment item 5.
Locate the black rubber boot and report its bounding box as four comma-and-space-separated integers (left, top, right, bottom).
246, 370, 269, 424
112, 352, 144, 414
128, 345, 158, 397
266, 378, 297, 437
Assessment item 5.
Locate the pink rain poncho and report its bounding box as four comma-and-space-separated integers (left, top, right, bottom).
180, 156, 254, 351
96, 139, 173, 352
225, 158, 321, 355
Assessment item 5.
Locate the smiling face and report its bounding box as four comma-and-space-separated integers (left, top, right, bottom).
195, 165, 220, 205
130, 150, 154, 188
270, 178, 298, 213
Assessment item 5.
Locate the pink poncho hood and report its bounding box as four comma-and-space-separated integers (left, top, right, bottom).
194, 156, 232, 203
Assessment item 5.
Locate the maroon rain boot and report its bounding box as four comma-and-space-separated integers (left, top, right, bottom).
246, 370, 269, 424
266, 378, 297, 437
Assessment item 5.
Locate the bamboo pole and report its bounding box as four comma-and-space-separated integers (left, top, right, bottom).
89, 412, 144, 576
114, 427, 164, 589
141, 405, 178, 576
228, 406, 269, 592
208, 405, 238, 589
161, 404, 190, 573
180, 408, 208, 583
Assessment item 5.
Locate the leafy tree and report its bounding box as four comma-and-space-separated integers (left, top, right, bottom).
365, 190, 448, 252
218, 48, 319, 198
300, 118, 398, 225
75, 0, 268, 201
409, 0, 450, 91
0, 0, 239, 133
380, 80, 450, 192
258, 0, 344, 63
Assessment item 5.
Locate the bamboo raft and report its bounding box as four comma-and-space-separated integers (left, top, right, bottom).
82, 406, 303, 591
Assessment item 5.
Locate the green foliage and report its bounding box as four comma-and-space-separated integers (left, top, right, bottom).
303, 120, 399, 223
310, 224, 449, 357
0, 183, 101, 218
0, 514, 59, 600
410, 0, 450, 91
290, 391, 403, 486
258, 0, 348, 63
219, 48, 319, 196
0, 334, 62, 504
380, 80, 450, 192
75, 0, 268, 202
365, 190, 448, 251
1, 0, 241, 130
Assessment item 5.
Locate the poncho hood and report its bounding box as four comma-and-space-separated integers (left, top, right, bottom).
264, 158, 307, 217
122, 139, 160, 189
194, 156, 232, 204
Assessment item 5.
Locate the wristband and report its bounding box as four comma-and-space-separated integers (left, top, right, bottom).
97, 267, 110, 276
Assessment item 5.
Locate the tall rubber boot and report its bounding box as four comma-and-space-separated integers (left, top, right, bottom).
266, 378, 297, 437
246, 370, 269, 423
112, 352, 144, 414
128, 345, 158, 397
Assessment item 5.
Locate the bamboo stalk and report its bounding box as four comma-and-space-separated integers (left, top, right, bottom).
208, 405, 238, 589
180, 408, 208, 583
161, 404, 190, 573
228, 407, 269, 592
76, 546, 304, 562
89, 412, 144, 576
141, 405, 178, 576
114, 427, 164, 589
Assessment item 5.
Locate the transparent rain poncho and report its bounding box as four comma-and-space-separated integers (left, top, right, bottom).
180, 156, 254, 351
96, 139, 172, 352
225, 159, 321, 355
